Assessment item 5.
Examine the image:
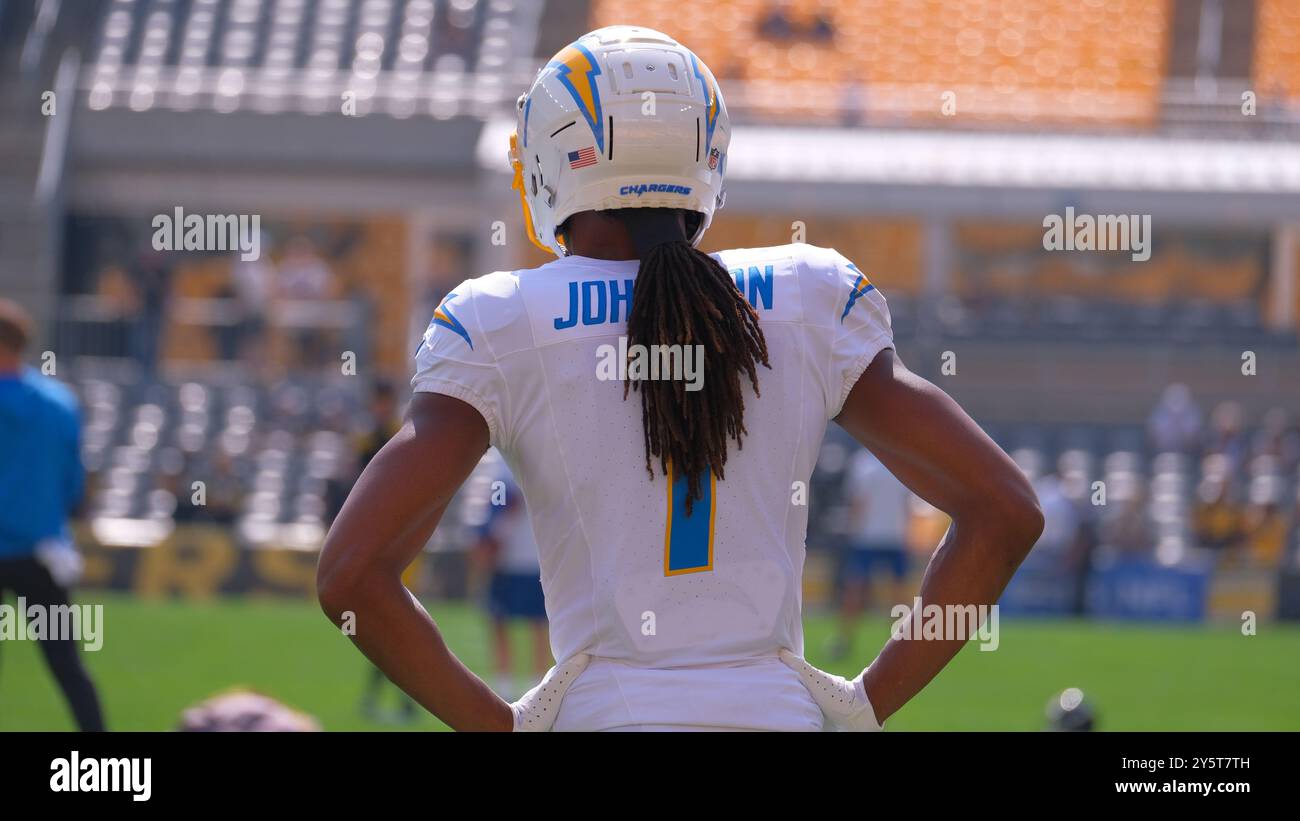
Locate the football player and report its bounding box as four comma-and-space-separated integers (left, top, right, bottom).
317, 26, 1042, 731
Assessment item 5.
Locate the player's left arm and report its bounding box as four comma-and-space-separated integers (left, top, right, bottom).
316, 392, 512, 731
783, 247, 1042, 730
783, 351, 1043, 730
834, 349, 1044, 723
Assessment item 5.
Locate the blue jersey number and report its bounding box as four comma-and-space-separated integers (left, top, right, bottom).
663, 462, 716, 576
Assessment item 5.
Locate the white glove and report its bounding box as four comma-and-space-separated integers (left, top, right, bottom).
35, 537, 85, 588
510, 653, 590, 732
779, 649, 883, 732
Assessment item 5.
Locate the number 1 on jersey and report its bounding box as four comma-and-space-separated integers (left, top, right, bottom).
664, 462, 716, 576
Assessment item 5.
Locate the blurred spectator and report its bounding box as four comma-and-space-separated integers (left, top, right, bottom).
1251, 407, 1300, 476
1240, 477, 1287, 568
472, 472, 550, 699
215, 238, 273, 363
325, 379, 400, 524
125, 246, 174, 379
1192, 472, 1242, 553
829, 449, 911, 660
757, 1, 795, 39
1032, 470, 1082, 560
1029, 468, 1088, 610
278, 236, 333, 300
1147, 383, 1202, 454
325, 457, 356, 531
1204, 400, 1249, 473
809, 9, 835, 41
0, 300, 105, 732
1056, 453, 1101, 611
194, 452, 243, 525
1102, 485, 1153, 555
354, 378, 401, 469
758, 1, 835, 42
277, 236, 336, 370
169, 452, 242, 525
158, 470, 195, 523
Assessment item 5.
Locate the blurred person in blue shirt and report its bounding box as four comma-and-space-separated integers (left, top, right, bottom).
0, 299, 105, 731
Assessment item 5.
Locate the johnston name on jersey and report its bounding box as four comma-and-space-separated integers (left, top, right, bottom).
413, 243, 893, 730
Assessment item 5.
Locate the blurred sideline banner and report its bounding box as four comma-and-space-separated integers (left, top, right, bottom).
1000, 555, 1286, 622
72, 524, 457, 599
998, 560, 1080, 617
1206, 568, 1280, 623
1084, 558, 1211, 622
71, 524, 1291, 624
77, 524, 320, 599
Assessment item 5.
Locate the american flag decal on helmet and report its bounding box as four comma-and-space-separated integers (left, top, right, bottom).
568, 146, 598, 169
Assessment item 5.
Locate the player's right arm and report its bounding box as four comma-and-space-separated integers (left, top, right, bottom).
317, 279, 587, 731
834, 348, 1044, 724
316, 391, 513, 731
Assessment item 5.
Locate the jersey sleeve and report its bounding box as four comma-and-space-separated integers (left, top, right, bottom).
411, 278, 510, 447
799, 244, 894, 419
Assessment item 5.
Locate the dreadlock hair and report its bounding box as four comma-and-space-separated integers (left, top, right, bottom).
612, 208, 770, 515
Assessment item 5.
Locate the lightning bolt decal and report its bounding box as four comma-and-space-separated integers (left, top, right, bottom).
840, 264, 876, 323
549, 42, 605, 154
690, 54, 720, 156
433, 293, 474, 350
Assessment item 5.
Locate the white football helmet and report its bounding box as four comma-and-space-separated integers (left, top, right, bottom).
509, 26, 731, 256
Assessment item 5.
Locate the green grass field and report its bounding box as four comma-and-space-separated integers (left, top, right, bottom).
2, 593, 1298, 731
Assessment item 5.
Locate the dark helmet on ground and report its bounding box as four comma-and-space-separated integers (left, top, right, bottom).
1045, 687, 1096, 731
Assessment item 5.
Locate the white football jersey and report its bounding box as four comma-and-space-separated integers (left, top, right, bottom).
413, 243, 893, 730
